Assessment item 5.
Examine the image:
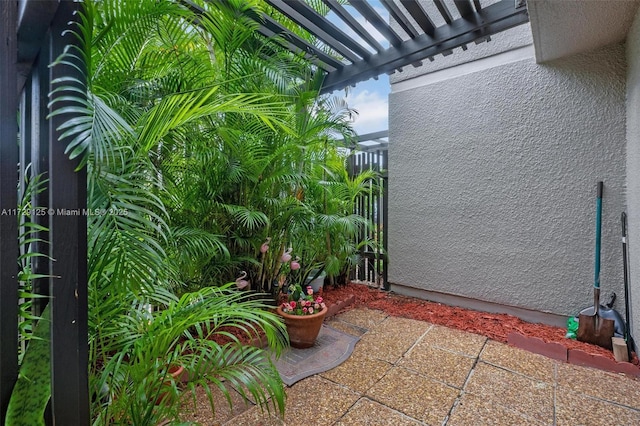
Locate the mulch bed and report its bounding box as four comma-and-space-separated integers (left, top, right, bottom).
321, 282, 639, 366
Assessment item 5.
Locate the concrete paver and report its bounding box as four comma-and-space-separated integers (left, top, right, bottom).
400, 342, 475, 389
218, 307, 640, 426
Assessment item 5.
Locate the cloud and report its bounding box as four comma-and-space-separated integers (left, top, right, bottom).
345, 88, 388, 135
360, 5, 391, 45
328, 4, 391, 51
356, 19, 388, 46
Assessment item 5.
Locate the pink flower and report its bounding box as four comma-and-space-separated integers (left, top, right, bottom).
280, 281, 327, 316
290, 259, 300, 270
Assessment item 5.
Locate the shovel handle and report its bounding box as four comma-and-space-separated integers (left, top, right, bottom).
594, 181, 603, 290
597, 181, 603, 199
622, 212, 632, 359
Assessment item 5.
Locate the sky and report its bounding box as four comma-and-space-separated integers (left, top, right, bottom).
343, 75, 390, 135
326, 1, 391, 136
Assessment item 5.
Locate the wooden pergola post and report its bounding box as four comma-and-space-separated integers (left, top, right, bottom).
1, 1, 89, 423
47, 2, 89, 422
0, 1, 20, 420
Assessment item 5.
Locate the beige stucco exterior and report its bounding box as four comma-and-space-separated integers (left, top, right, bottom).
387, 1, 640, 345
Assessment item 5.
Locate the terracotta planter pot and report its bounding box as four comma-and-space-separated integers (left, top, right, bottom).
276, 305, 327, 349
156, 365, 185, 405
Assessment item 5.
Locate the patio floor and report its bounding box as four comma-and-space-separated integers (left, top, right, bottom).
184, 307, 640, 425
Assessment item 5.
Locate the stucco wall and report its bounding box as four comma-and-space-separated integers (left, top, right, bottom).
388, 44, 627, 319
389, 24, 533, 83
626, 10, 640, 348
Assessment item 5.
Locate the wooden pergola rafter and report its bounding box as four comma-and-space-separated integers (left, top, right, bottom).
202, 0, 530, 94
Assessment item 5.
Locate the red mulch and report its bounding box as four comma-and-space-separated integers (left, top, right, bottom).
322, 283, 639, 365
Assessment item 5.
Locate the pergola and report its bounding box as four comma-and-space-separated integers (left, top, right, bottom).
196, 0, 530, 93
0, 0, 530, 423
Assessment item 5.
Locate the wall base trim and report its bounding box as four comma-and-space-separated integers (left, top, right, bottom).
389, 283, 568, 328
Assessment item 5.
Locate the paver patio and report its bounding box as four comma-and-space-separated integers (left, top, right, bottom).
183, 307, 640, 425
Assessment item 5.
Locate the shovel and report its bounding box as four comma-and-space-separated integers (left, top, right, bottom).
577, 181, 615, 349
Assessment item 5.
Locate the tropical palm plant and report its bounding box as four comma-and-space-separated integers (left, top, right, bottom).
156, 1, 364, 297
10, 0, 377, 423
91, 284, 287, 425
289, 149, 380, 286
49, 0, 299, 422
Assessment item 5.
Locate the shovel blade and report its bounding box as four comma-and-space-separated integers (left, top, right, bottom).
577, 314, 615, 350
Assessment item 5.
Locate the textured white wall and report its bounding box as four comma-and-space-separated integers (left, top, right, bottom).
527, 0, 639, 63
389, 25, 533, 83
388, 44, 627, 318
626, 10, 640, 348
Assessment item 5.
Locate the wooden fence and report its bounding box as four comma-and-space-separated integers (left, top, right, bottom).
348, 147, 388, 290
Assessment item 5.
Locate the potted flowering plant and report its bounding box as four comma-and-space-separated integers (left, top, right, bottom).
276, 284, 328, 348
281, 284, 326, 316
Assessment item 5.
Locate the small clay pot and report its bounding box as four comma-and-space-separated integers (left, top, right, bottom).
276, 306, 327, 349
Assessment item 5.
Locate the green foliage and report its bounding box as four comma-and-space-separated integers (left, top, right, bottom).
5, 306, 51, 426
16, 169, 50, 350
49, 0, 294, 422
38, 0, 377, 423
91, 285, 287, 425
6, 168, 53, 426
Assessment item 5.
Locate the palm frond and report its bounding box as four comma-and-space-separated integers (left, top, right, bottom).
92, 284, 287, 424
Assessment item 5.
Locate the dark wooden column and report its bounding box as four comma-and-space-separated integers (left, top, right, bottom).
31, 49, 51, 317
47, 1, 89, 424
0, 1, 20, 422
381, 150, 389, 290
